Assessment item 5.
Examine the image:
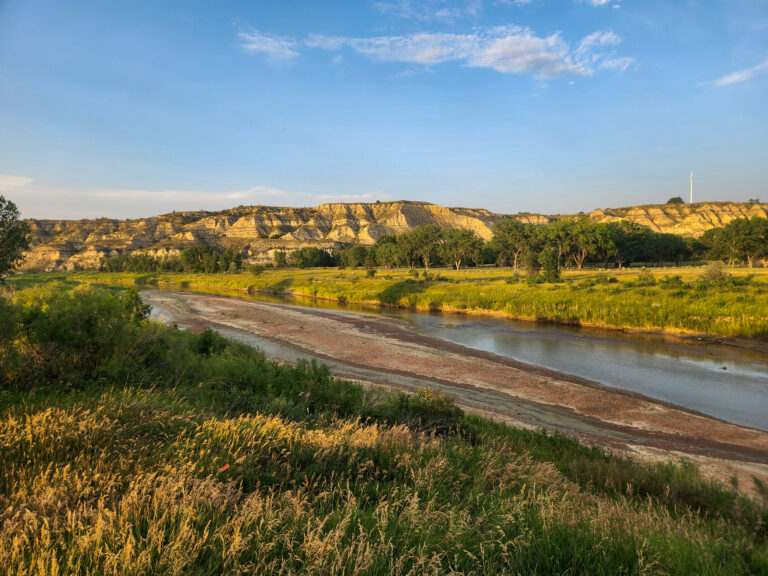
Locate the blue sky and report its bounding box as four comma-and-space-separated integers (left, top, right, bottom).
1, 0, 766, 219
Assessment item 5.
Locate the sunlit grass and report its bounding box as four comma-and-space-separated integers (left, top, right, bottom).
1, 283, 766, 574
2, 386, 766, 575
16, 265, 768, 338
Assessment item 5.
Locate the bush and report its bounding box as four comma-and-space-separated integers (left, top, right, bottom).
538, 247, 561, 282
635, 268, 657, 287
699, 261, 729, 284
660, 274, 685, 288
248, 264, 266, 276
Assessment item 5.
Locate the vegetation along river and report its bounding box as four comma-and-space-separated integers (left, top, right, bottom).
146, 286, 768, 432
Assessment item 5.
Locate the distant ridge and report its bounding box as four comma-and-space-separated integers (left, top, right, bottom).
21, 200, 768, 271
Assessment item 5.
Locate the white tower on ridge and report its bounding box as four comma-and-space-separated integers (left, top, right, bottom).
690, 171, 694, 204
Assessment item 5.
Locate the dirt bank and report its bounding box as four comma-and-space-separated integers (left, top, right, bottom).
143, 290, 768, 494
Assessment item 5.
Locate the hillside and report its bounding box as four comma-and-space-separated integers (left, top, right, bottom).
21, 200, 768, 271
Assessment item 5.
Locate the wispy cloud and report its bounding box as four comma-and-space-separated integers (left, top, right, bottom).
374, 0, 482, 21
238, 29, 300, 62
0, 173, 35, 190
2, 174, 389, 218
306, 26, 630, 78
310, 192, 383, 202
713, 59, 768, 86
1, 174, 294, 219
495, 0, 538, 6
579, 0, 617, 6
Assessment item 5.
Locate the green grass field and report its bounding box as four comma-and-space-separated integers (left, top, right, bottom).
15, 265, 768, 338
2, 282, 767, 574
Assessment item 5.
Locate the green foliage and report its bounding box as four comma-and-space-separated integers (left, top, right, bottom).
667, 196, 685, 204
248, 263, 266, 276
0, 196, 30, 281
635, 268, 658, 287
491, 218, 532, 270
1, 284, 766, 574
273, 250, 287, 268
287, 246, 335, 268
699, 261, 730, 284
440, 229, 482, 270
699, 217, 768, 267
102, 245, 243, 273
338, 244, 369, 268
539, 247, 561, 282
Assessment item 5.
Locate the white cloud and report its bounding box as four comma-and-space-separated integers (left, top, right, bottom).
579, 0, 615, 6
238, 29, 300, 62
1, 174, 294, 219
713, 59, 768, 86
374, 0, 481, 21
4, 174, 391, 219
495, 0, 538, 6
0, 173, 35, 190
306, 27, 630, 78
310, 192, 382, 202
600, 56, 634, 71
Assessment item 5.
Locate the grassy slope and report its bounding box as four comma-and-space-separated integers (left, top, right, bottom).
18, 266, 768, 338
1, 283, 767, 574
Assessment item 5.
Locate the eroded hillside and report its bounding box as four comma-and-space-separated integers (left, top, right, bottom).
21, 200, 767, 270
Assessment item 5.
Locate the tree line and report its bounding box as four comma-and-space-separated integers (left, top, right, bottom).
101, 245, 243, 273
97, 216, 768, 274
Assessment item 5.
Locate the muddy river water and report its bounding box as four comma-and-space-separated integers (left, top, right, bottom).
145, 287, 768, 431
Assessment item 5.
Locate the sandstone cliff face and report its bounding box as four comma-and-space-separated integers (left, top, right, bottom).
20, 200, 767, 271
589, 202, 768, 236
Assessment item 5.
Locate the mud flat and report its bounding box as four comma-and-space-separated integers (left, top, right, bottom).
143, 290, 768, 493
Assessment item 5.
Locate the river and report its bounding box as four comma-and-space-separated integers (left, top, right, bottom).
145, 287, 768, 431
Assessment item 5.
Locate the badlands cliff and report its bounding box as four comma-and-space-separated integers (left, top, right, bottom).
21, 200, 768, 271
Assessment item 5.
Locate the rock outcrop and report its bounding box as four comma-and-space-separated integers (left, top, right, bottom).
20, 200, 767, 271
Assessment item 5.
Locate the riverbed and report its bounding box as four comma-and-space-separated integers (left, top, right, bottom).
147, 286, 768, 431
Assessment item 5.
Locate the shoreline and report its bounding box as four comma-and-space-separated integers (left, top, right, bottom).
142, 289, 768, 495
95, 276, 768, 357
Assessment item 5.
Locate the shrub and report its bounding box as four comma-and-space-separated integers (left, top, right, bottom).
538, 247, 561, 282
699, 261, 729, 284
635, 268, 657, 287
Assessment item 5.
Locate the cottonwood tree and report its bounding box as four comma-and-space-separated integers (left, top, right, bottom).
0, 196, 30, 281
411, 224, 443, 271
441, 229, 482, 270
491, 218, 531, 271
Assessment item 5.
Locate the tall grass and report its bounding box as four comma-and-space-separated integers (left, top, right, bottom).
0, 283, 766, 574
17, 266, 768, 338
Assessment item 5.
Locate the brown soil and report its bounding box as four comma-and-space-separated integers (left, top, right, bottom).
143, 290, 768, 495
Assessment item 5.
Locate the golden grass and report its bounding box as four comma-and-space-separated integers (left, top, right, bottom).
1, 387, 764, 575
21, 265, 768, 338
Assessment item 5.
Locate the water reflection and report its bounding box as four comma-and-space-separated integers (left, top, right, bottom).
144, 286, 768, 431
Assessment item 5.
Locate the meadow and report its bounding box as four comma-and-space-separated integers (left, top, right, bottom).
1, 282, 767, 574
19, 264, 768, 339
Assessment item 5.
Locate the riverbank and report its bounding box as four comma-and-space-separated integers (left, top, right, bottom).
142, 290, 768, 495
5, 282, 767, 573
14, 266, 768, 340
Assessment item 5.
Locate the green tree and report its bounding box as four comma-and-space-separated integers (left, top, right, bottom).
0, 196, 30, 282
288, 247, 334, 268
374, 236, 399, 269
273, 250, 287, 268
539, 247, 561, 281
724, 217, 768, 267
440, 229, 482, 270
339, 245, 368, 268
667, 196, 684, 204
539, 218, 575, 269
569, 219, 600, 270
491, 218, 531, 271
411, 224, 443, 271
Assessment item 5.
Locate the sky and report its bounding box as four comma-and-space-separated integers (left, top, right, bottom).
1, 0, 767, 219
